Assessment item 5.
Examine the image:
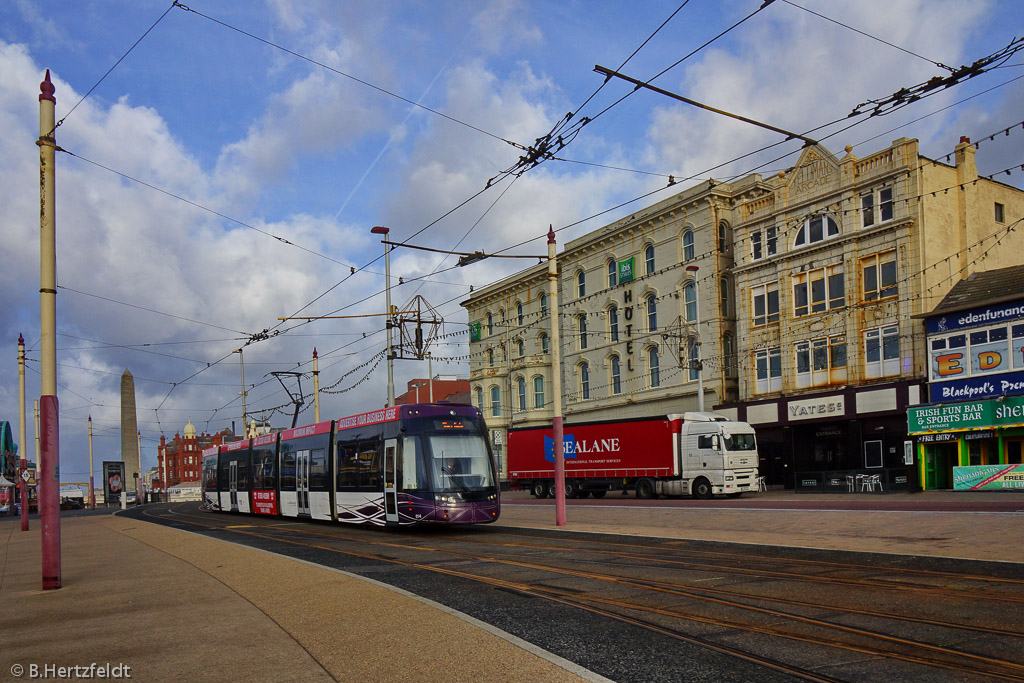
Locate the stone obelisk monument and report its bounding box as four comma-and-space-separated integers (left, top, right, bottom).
120, 370, 140, 497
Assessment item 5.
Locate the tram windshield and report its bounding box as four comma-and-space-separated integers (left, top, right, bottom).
429, 434, 495, 492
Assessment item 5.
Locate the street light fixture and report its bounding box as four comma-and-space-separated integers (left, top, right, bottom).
371, 226, 395, 406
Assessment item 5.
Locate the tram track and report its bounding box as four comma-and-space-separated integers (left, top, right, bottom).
134, 504, 1024, 681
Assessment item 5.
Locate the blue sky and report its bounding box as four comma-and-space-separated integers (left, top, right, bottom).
0, 0, 1021, 485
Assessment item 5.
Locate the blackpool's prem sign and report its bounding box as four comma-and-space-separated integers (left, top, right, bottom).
787, 396, 845, 421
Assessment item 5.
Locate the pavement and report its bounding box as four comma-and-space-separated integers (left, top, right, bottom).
1, 490, 1021, 682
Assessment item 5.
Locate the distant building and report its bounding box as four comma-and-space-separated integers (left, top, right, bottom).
394, 377, 470, 405
156, 420, 232, 491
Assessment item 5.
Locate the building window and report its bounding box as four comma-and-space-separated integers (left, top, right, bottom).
489, 385, 501, 417
719, 221, 731, 254
795, 335, 847, 388
687, 339, 700, 381
864, 325, 900, 378
645, 244, 656, 274
577, 270, 586, 298
578, 314, 588, 349
861, 186, 894, 227
995, 202, 1005, 223
487, 348, 494, 366
755, 347, 782, 393
723, 333, 736, 377
793, 265, 844, 316
517, 377, 527, 411
795, 215, 839, 247
649, 347, 660, 388
862, 251, 897, 301
684, 283, 697, 322
646, 294, 658, 332
516, 302, 523, 326
539, 332, 549, 354
533, 376, 545, 409
611, 355, 621, 395
580, 362, 590, 400
751, 283, 780, 326
608, 260, 617, 288
720, 277, 730, 317
487, 312, 493, 335
609, 306, 619, 342
539, 293, 548, 316
682, 230, 695, 261
751, 226, 777, 261
517, 339, 525, 357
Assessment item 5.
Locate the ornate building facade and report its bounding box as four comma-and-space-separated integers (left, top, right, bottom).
462, 136, 1024, 488
156, 420, 231, 490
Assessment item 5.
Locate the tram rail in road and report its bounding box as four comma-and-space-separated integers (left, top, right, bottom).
124, 501, 1024, 683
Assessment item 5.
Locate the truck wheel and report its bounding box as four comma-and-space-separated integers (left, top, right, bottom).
531, 481, 548, 499
564, 480, 580, 499
691, 478, 713, 500
635, 479, 657, 499
590, 490, 607, 499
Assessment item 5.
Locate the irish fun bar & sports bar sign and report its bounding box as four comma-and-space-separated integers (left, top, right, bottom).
908, 395, 1024, 434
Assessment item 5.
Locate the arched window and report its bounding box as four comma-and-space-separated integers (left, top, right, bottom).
646, 294, 658, 332
489, 385, 501, 417
608, 306, 619, 342
688, 340, 700, 381
533, 376, 545, 409
611, 355, 622, 395
608, 260, 617, 288
795, 215, 840, 247
720, 277, 731, 317
580, 362, 590, 400
577, 270, 586, 298
539, 332, 549, 354
718, 221, 731, 253
475, 387, 483, 408
516, 302, 523, 326
684, 283, 697, 322
723, 333, 736, 377
682, 230, 695, 261
487, 312, 493, 335
578, 314, 588, 349
539, 293, 548, 316
645, 244, 655, 274
517, 339, 525, 357
649, 347, 660, 388
517, 377, 526, 411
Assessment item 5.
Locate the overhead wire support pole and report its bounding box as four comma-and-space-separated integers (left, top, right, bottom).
593, 65, 818, 146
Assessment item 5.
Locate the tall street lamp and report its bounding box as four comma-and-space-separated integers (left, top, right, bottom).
371, 226, 395, 406
685, 264, 704, 412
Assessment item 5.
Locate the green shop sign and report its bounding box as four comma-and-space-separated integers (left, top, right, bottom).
908, 395, 1024, 434
618, 257, 635, 283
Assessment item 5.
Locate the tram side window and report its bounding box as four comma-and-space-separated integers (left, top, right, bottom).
310, 448, 328, 489
252, 448, 276, 490
203, 458, 217, 490
401, 437, 420, 490
281, 449, 296, 490
358, 442, 381, 489
337, 443, 359, 489
218, 458, 230, 490
237, 459, 249, 491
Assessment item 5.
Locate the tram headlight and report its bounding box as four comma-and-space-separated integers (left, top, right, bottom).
435, 494, 457, 505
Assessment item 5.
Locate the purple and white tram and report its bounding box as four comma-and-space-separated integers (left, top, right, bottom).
201, 403, 500, 526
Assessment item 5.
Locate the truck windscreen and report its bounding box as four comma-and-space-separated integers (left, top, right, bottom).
724, 433, 756, 451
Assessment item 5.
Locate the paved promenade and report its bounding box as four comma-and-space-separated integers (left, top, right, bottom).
1, 491, 1020, 682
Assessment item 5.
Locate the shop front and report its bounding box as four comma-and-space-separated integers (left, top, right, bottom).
908, 395, 1024, 490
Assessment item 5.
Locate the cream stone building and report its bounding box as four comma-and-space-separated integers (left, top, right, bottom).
462, 136, 1024, 487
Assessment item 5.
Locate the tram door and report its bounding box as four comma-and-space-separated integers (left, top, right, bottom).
296, 450, 311, 516
229, 461, 239, 512
384, 439, 398, 524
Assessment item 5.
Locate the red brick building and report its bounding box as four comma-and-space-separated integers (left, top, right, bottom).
155, 420, 232, 491
394, 377, 470, 405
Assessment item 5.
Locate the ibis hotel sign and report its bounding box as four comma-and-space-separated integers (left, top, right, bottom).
908, 395, 1024, 434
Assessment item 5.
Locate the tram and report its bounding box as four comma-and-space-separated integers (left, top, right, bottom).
201, 403, 500, 526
